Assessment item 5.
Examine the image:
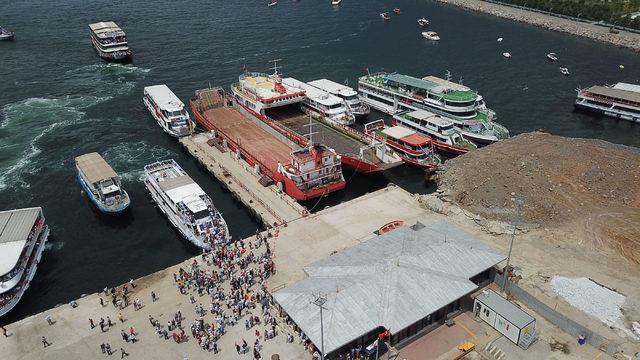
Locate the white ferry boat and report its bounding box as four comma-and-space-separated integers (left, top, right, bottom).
358, 72, 509, 144
308, 79, 370, 117
144, 160, 229, 250
75, 152, 130, 214
575, 83, 640, 123
143, 85, 195, 137
281, 77, 355, 125
0, 207, 49, 317
393, 109, 477, 155
89, 21, 132, 62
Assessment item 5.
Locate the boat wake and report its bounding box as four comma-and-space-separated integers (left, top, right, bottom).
102, 141, 176, 182
0, 63, 151, 192
44, 241, 64, 251
0, 96, 109, 191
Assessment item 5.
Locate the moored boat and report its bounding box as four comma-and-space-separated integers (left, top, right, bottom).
282, 77, 355, 125
574, 82, 640, 123
190, 87, 346, 201
75, 153, 130, 213
364, 120, 441, 169
417, 18, 429, 27
144, 159, 230, 250
422, 31, 440, 41
0, 27, 15, 41
89, 21, 132, 63
308, 78, 370, 117
231, 66, 402, 173
0, 207, 49, 317
393, 109, 477, 155
357, 72, 509, 144
143, 84, 195, 138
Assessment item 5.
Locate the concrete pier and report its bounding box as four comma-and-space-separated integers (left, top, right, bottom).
180, 132, 305, 227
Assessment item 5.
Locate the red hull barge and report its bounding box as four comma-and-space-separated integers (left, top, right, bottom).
190, 88, 346, 201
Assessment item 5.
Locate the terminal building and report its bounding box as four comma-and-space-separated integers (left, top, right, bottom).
272, 221, 505, 358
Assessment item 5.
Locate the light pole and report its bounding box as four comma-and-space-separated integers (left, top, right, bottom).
312, 294, 327, 360
502, 195, 522, 292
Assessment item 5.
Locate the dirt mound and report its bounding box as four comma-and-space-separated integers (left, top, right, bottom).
436, 132, 640, 263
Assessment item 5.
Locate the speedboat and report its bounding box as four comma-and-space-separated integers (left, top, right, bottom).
560, 67, 570, 76
547, 52, 558, 61
0, 27, 15, 41
380, 12, 391, 20
417, 18, 429, 27
497, 37, 503, 42
502, 52, 511, 58
268, 0, 278, 6
332, 0, 342, 5
393, 8, 401, 14
422, 31, 440, 41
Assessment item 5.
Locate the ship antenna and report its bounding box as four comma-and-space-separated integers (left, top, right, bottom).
270, 58, 282, 76
303, 113, 319, 147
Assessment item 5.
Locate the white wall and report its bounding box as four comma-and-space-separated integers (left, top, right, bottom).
473, 299, 496, 327
494, 313, 520, 344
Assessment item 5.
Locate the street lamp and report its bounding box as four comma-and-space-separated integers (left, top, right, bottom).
312, 294, 327, 360
502, 195, 523, 292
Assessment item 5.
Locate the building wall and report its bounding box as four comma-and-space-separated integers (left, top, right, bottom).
473, 299, 497, 327
494, 313, 520, 344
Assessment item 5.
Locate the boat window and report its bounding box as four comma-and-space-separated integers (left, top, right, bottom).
343, 95, 358, 101
193, 210, 210, 221
329, 103, 343, 109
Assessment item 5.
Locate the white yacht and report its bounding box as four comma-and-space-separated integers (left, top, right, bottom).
143, 85, 195, 138
502, 52, 511, 58
332, 0, 342, 6
282, 77, 355, 125
560, 67, 570, 76
308, 78, 370, 117
76, 152, 130, 214
144, 160, 229, 250
0, 207, 49, 317
89, 21, 132, 62
417, 18, 429, 27
575, 82, 640, 123
422, 31, 440, 41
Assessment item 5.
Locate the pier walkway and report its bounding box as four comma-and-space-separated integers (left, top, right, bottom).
180, 132, 305, 227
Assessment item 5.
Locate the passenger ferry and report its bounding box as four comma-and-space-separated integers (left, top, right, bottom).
393, 109, 477, 155
281, 77, 355, 125
0, 207, 49, 317
144, 160, 229, 250
75, 152, 130, 213
231, 66, 402, 173
143, 85, 195, 137
89, 21, 132, 62
358, 72, 509, 144
308, 79, 370, 117
575, 83, 640, 123
364, 120, 441, 169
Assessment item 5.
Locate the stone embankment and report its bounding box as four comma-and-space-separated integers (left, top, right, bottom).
437, 0, 640, 52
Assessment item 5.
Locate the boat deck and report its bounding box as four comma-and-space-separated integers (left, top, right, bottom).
266, 106, 368, 159
201, 107, 293, 174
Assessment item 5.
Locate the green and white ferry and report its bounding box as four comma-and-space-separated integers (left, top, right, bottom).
357, 72, 509, 145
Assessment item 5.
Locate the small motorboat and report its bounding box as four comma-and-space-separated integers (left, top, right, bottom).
619, 64, 625, 69
547, 52, 558, 61
393, 8, 401, 14
0, 27, 15, 41
417, 17, 429, 27
560, 67, 570, 76
332, 0, 342, 6
502, 52, 511, 58
497, 37, 503, 42
422, 31, 440, 41
380, 12, 391, 20
268, 0, 278, 7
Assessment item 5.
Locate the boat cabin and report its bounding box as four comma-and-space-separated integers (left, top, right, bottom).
75, 152, 126, 205
144, 85, 191, 130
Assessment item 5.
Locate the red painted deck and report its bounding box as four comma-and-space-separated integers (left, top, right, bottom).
201, 107, 293, 174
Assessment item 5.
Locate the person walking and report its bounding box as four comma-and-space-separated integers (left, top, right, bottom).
2, 326, 9, 337
89, 318, 95, 329
105, 343, 112, 355
120, 347, 129, 358
151, 291, 157, 302
118, 312, 125, 323
41, 336, 51, 348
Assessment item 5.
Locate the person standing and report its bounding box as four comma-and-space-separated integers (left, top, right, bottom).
101, 343, 106, 354
2, 326, 9, 337
151, 291, 157, 302
118, 312, 125, 323
41, 336, 51, 348
105, 343, 112, 355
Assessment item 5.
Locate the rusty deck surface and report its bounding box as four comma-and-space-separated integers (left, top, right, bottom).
202, 107, 292, 173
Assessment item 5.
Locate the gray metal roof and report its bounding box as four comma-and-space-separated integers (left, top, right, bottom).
384, 73, 439, 92
585, 85, 640, 105
0, 207, 41, 276
273, 221, 505, 355
75, 152, 118, 184
475, 289, 535, 329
